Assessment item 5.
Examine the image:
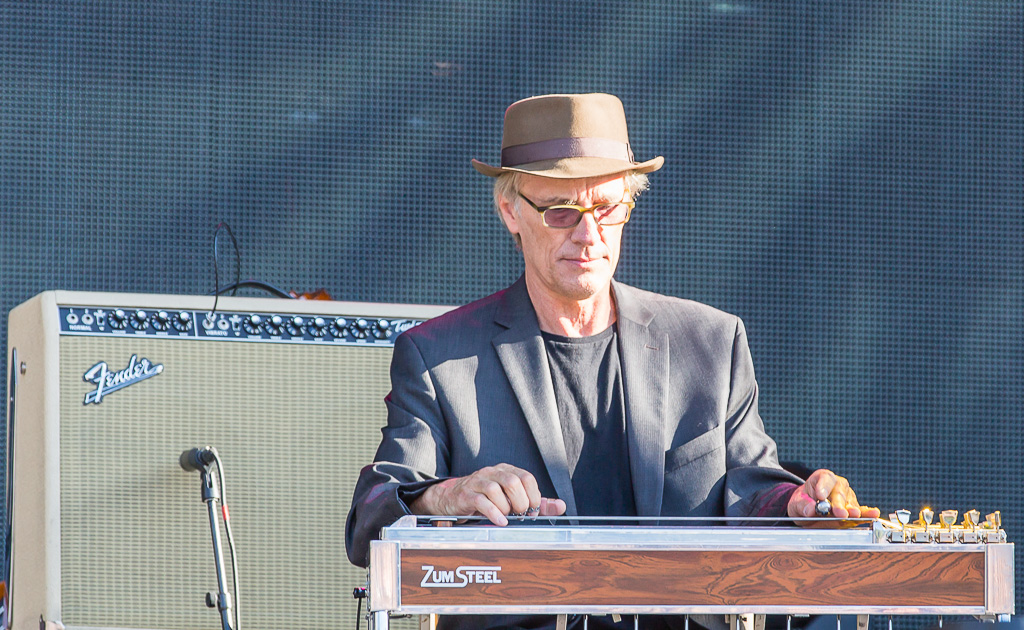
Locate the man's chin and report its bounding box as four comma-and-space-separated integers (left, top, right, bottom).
556, 272, 613, 301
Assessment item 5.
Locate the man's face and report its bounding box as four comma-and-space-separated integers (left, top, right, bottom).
499, 173, 628, 304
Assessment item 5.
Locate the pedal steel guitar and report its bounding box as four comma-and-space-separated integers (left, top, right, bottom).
366, 511, 1014, 630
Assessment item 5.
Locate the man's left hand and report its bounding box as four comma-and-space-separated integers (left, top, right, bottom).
787, 469, 881, 524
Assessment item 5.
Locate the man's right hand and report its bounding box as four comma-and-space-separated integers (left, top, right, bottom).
409, 463, 567, 526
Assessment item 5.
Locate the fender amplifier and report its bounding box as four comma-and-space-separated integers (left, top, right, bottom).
5, 291, 451, 630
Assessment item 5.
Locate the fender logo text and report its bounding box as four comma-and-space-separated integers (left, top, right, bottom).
83, 354, 164, 404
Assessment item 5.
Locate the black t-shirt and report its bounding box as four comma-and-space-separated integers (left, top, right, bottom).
541, 324, 637, 518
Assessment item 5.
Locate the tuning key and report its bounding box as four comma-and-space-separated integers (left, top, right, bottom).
958, 510, 981, 543
886, 510, 912, 543
912, 508, 934, 543
887, 512, 906, 542
982, 512, 1006, 543
919, 508, 934, 528
938, 510, 958, 543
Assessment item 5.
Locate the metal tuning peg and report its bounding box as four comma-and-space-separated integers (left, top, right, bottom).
913, 508, 934, 543
887, 510, 912, 543
919, 508, 934, 529
961, 509, 981, 543
982, 511, 1005, 543
938, 510, 958, 543
886, 513, 901, 542
895, 509, 911, 527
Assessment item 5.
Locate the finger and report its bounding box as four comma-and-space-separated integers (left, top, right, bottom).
482, 464, 538, 514
793, 470, 839, 517
471, 492, 508, 527
786, 486, 815, 518
478, 478, 513, 515
830, 501, 851, 519
827, 479, 853, 517
834, 488, 880, 520
493, 469, 533, 515
538, 497, 566, 516
810, 470, 838, 502
860, 505, 882, 518
515, 468, 543, 510
845, 492, 860, 517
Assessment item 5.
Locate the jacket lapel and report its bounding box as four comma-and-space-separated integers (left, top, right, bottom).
613, 282, 669, 517
492, 278, 578, 515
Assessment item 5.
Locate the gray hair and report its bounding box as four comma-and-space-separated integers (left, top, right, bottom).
491, 171, 651, 248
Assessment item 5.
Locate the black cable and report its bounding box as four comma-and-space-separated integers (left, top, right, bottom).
210, 222, 242, 318
211, 451, 241, 630
353, 588, 368, 630
208, 280, 295, 300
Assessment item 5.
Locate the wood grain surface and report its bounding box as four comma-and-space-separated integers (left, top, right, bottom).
401, 549, 985, 607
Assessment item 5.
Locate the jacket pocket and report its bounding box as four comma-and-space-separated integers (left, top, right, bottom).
662, 428, 727, 514
664, 428, 725, 472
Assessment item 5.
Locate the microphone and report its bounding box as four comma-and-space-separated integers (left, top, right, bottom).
180, 446, 218, 471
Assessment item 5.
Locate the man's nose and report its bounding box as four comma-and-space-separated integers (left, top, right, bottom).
571, 211, 602, 244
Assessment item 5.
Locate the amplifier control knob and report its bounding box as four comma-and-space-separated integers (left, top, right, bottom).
152, 311, 170, 331
172, 311, 192, 332
130, 310, 149, 330
351, 318, 370, 339
329, 318, 349, 338
109, 309, 128, 330
243, 314, 263, 335
372, 319, 393, 340
265, 315, 284, 335
286, 316, 305, 336
308, 317, 327, 337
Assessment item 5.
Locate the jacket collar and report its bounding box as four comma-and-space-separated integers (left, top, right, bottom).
492, 277, 578, 514
612, 282, 668, 516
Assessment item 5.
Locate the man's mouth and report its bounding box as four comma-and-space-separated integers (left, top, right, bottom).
564, 252, 603, 263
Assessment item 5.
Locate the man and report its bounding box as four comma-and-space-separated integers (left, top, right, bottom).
346, 93, 877, 629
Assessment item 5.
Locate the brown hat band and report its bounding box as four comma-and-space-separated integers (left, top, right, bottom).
501, 137, 635, 168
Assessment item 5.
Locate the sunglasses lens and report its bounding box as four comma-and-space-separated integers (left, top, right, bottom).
593, 203, 629, 224
543, 207, 580, 228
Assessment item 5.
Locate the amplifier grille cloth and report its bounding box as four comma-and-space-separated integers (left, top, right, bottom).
58, 335, 391, 628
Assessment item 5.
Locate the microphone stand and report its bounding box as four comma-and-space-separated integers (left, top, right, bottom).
197, 465, 234, 630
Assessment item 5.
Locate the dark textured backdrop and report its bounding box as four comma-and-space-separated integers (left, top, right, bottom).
2, 1, 1022, 625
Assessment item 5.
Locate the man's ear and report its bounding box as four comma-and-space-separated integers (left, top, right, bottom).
497, 195, 521, 236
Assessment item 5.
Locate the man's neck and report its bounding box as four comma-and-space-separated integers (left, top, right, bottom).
525, 278, 617, 338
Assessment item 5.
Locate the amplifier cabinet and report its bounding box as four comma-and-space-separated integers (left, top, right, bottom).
5, 291, 450, 630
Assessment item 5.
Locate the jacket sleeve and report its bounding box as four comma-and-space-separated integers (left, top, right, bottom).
721, 317, 803, 518
345, 331, 452, 567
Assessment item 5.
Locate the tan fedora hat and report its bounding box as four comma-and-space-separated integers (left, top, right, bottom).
471, 93, 664, 179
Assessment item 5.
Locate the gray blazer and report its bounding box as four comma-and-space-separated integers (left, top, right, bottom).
346, 277, 801, 568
